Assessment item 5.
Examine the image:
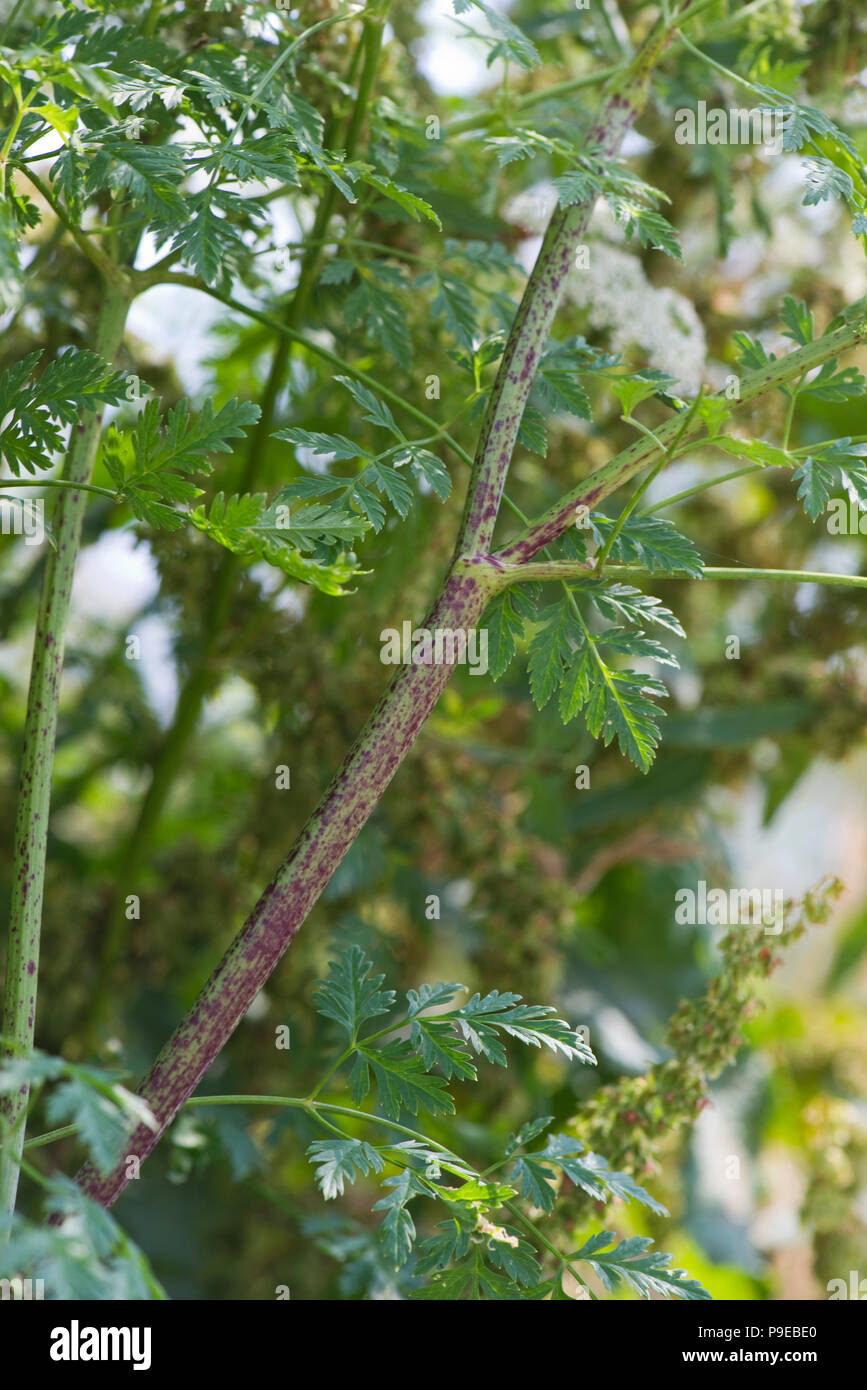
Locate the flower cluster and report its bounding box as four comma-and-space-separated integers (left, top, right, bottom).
564, 877, 844, 1199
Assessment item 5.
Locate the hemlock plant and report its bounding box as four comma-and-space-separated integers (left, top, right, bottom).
0, 0, 865, 1298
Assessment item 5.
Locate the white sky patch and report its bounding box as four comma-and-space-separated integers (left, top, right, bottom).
201, 673, 258, 729
133, 613, 178, 725
127, 283, 225, 396
70, 529, 160, 625
416, 0, 505, 95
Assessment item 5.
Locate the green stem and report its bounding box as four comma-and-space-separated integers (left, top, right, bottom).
20, 167, 127, 288
676, 30, 766, 97
642, 463, 766, 513
0, 289, 130, 1223
602, 565, 867, 589
0, 478, 117, 500
141, 0, 162, 37
0, 0, 25, 43
596, 396, 702, 572
503, 1200, 596, 1299
25, 1093, 470, 1169
492, 560, 867, 591
145, 278, 476, 470
186, 1095, 471, 1166
308, 1050, 356, 1101
23, 1122, 79, 1151
640, 433, 867, 516
792, 435, 867, 455
0, 89, 39, 198
782, 373, 804, 451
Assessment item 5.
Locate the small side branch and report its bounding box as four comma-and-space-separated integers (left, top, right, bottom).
495, 560, 867, 592
498, 296, 867, 564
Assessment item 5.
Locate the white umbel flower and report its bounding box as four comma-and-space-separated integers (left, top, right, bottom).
566, 241, 707, 394
503, 185, 707, 393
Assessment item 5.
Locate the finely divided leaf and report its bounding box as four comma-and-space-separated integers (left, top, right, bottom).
0, 349, 129, 476
570, 1231, 712, 1300
314, 945, 396, 1041
586, 581, 686, 637
109, 397, 260, 529
591, 513, 703, 577
538, 1134, 668, 1214
350, 1042, 456, 1119
454, 991, 594, 1067
793, 455, 836, 520
190, 493, 367, 592
335, 375, 402, 438
527, 601, 582, 709
373, 1170, 421, 1269
307, 1139, 385, 1200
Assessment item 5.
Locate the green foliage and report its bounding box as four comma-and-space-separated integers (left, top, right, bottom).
491, 570, 686, 772
452, 0, 541, 72
191, 492, 368, 593
484, 585, 537, 681
308, 1139, 385, 1200
609, 373, 672, 419
0, 350, 129, 475
275, 377, 452, 532
0, 1047, 164, 1298
314, 945, 396, 1042
3, 0, 866, 1309
298, 948, 708, 1299
0, 1047, 156, 1174
0, 1175, 165, 1299
510, 1131, 667, 1216
590, 513, 703, 578
712, 436, 794, 471
780, 295, 815, 346
755, 88, 867, 238
103, 396, 260, 530
568, 1232, 711, 1300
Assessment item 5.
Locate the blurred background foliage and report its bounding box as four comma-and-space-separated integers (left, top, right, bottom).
1, 0, 866, 1298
